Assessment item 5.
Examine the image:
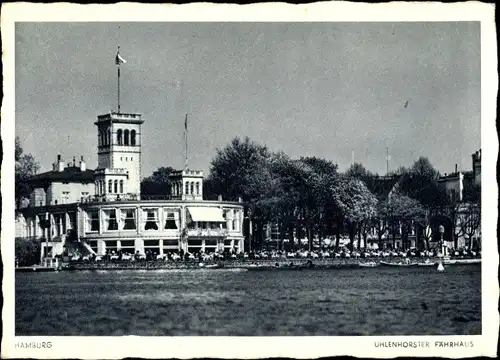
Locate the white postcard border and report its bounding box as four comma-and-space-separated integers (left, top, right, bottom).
1, 2, 498, 359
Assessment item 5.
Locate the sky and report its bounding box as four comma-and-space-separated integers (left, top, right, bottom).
15, 22, 481, 178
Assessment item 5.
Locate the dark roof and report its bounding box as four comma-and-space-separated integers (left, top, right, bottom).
364, 175, 401, 199
29, 166, 95, 185
463, 171, 474, 179
438, 171, 474, 181
438, 172, 460, 180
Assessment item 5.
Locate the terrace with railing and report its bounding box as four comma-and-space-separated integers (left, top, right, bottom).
186, 228, 228, 237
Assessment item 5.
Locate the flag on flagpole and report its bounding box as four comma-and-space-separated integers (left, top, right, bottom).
115, 52, 127, 65
185, 114, 188, 131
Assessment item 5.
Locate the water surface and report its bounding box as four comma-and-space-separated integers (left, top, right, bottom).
16, 266, 481, 335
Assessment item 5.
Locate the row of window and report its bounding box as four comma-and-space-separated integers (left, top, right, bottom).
171, 181, 201, 196
100, 239, 231, 247
86, 209, 180, 232
81, 239, 241, 255
54, 191, 89, 205
95, 180, 125, 195
116, 129, 137, 146
98, 128, 138, 147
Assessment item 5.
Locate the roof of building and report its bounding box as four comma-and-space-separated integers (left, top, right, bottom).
438, 172, 460, 181
29, 166, 95, 185
364, 175, 401, 199
438, 170, 474, 182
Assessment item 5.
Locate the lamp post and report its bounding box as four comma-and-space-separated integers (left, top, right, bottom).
439, 225, 445, 258
247, 208, 253, 253
436, 225, 446, 272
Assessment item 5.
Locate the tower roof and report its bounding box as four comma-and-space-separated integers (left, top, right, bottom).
94, 112, 144, 125
169, 169, 204, 180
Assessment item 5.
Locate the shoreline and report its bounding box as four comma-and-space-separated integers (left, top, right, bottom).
16, 257, 481, 272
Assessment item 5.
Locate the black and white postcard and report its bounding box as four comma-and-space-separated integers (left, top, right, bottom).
1, 1, 498, 358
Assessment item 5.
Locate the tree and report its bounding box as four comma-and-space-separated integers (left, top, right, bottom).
209, 137, 273, 202
410, 157, 440, 179
301, 157, 340, 249
388, 166, 409, 176
331, 178, 377, 250
396, 157, 448, 208
346, 162, 373, 179
386, 193, 425, 250
15, 137, 40, 208
268, 155, 314, 250
15, 238, 41, 266
140, 166, 175, 198
345, 162, 380, 195
416, 209, 437, 251
208, 137, 275, 249
373, 200, 390, 249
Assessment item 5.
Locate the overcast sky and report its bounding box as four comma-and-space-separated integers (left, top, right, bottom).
15, 22, 480, 177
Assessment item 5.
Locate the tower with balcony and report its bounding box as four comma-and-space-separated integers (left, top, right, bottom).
169, 169, 204, 201
94, 112, 144, 200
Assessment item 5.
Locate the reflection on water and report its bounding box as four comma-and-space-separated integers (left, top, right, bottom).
15, 266, 481, 336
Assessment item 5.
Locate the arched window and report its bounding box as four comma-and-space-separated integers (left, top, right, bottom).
117, 129, 123, 145
114, 180, 118, 194
124, 130, 130, 146
131, 130, 136, 146
190, 182, 194, 195
119, 180, 124, 194
185, 182, 189, 195
108, 180, 113, 193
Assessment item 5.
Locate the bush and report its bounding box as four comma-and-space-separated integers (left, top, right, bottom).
15, 238, 41, 266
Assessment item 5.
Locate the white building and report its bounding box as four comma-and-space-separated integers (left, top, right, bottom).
16, 110, 245, 261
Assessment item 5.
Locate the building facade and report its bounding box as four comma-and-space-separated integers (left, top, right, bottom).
437, 149, 481, 203
16, 110, 245, 261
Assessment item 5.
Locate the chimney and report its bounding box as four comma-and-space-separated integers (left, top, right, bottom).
455, 164, 458, 174
238, 197, 243, 203
73, 156, 76, 166
57, 155, 65, 172
80, 156, 86, 171
218, 194, 222, 201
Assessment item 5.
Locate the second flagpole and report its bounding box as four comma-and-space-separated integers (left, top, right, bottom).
185, 113, 188, 170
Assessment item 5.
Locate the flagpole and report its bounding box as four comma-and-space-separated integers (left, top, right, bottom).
117, 46, 121, 114
185, 113, 188, 170
386, 146, 389, 175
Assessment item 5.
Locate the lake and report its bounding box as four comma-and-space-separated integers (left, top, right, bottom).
15, 265, 481, 336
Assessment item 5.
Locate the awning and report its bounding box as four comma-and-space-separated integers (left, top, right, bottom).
187, 207, 225, 222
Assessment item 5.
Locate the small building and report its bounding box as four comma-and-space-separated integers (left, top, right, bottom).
437, 149, 481, 203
